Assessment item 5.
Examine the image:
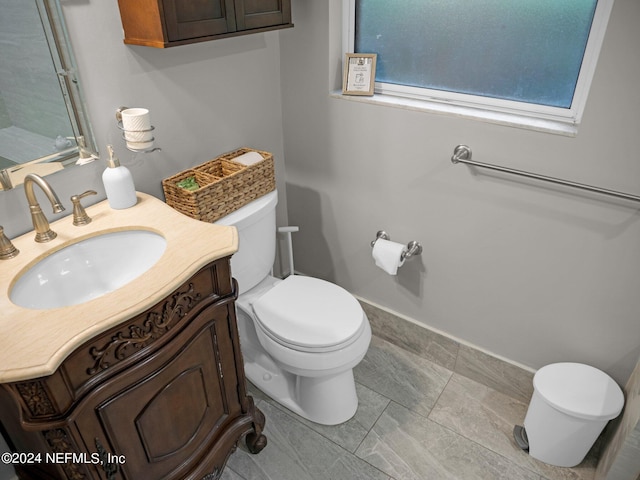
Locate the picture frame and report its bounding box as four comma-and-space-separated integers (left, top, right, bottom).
342, 53, 377, 96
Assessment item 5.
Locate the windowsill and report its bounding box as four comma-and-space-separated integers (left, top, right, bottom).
329, 90, 578, 137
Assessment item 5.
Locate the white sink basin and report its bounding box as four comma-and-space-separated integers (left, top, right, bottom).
10, 230, 167, 310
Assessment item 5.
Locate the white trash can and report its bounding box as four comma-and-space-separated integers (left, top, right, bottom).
523, 362, 624, 467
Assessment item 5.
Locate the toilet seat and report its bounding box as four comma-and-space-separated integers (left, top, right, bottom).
252, 275, 365, 352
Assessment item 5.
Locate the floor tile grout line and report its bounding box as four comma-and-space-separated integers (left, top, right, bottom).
251, 392, 394, 479
422, 388, 576, 480
355, 338, 557, 480
245, 382, 399, 479
353, 397, 547, 480
426, 411, 545, 480
427, 369, 456, 418
351, 384, 393, 454
225, 465, 248, 480
252, 375, 399, 478
348, 399, 411, 480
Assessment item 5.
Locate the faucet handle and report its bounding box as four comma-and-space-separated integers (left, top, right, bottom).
71, 190, 97, 226
0, 226, 19, 260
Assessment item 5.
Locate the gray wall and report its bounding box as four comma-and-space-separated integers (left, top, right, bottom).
0, 0, 289, 238
279, 0, 640, 385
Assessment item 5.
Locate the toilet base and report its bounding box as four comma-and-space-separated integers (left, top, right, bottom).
245, 357, 358, 425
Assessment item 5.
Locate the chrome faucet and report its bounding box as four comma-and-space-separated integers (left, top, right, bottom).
23, 173, 65, 242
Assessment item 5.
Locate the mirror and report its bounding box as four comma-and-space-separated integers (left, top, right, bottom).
0, 0, 97, 191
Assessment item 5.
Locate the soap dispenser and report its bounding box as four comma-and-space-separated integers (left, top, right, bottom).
102, 145, 137, 209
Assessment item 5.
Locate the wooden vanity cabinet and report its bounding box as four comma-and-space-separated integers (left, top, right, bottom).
0, 257, 266, 480
117, 0, 293, 48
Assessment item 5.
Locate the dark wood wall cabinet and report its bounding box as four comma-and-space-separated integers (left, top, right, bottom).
117, 0, 293, 48
0, 257, 266, 480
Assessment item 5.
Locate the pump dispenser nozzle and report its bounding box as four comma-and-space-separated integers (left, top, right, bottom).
106, 144, 121, 168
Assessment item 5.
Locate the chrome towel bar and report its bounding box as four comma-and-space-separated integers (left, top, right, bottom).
451, 145, 640, 204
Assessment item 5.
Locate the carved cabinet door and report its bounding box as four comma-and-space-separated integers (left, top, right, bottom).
73, 301, 242, 480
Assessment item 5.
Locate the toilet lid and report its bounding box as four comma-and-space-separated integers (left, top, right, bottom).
252, 275, 364, 349
533, 362, 624, 421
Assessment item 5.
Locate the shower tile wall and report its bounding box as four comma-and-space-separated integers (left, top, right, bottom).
0, 0, 71, 160
0, 126, 56, 165
0, 94, 9, 129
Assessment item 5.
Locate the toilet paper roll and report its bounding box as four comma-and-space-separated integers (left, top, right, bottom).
372, 238, 406, 275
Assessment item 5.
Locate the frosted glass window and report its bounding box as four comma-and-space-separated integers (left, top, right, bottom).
355, 0, 598, 109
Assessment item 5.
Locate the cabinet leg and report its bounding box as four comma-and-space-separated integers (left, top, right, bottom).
202, 466, 222, 479
245, 402, 267, 454
245, 431, 267, 454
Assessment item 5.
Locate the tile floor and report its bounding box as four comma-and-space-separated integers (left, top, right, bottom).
222, 335, 600, 480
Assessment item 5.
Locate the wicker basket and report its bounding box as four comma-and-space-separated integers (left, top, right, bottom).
162, 147, 275, 222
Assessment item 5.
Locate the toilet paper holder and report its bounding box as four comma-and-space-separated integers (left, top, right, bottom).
370, 230, 423, 261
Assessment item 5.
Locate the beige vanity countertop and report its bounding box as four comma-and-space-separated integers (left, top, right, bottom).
0, 192, 237, 383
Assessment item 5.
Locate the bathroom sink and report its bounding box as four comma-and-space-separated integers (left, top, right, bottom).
10, 230, 166, 310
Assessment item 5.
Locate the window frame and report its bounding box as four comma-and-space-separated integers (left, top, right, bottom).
341, 0, 615, 136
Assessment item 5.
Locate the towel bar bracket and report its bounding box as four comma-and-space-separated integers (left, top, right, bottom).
451, 145, 473, 164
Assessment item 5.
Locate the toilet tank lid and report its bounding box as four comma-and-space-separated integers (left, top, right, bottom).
215, 189, 278, 229
533, 363, 624, 421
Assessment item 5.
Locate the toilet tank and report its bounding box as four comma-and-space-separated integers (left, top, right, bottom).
215, 190, 278, 294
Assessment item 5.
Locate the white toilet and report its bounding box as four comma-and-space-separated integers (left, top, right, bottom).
215, 190, 371, 425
